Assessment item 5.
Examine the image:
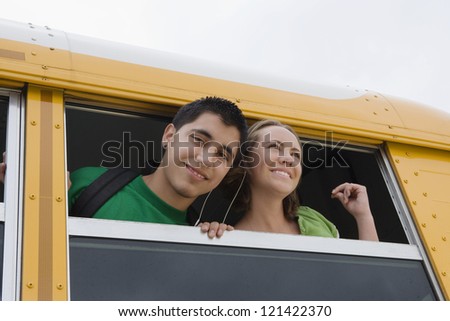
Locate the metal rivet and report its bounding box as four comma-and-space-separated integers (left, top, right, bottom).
423, 192, 428, 197
431, 246, 436, 251
29, 194, 36, 200
432, 213, 437, 218
374, 95, 378, 98
403, 179, 408, 184
56, 284, 64, 290
27, 282, 34, 289
236, 98, 241, 103
412, 200, 417, 205
55, 124, 61, 129
31, 37, 37, 41
29, 25, 35, 29
406, 152, 411, 157
48, 33, 54, 37
365, 98, 370, 102
384, 108, 389, 111
414, 171, 419, 176
42, 65, 48, 70
31, 52, 37, 56
50, 47, 55, 51
388, 125, 393, 129
56, 196, 63, 202
442, 272, 447, 277
42, 77, 48, 81
31, 120, 37, 126
421, 223, 426, 228
442, 236, 447, 242
373, 112, 378, 115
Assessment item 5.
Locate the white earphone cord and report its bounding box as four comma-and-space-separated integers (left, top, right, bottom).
194, 171, 247, 226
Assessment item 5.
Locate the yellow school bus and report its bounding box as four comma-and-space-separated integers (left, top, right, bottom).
1, 18, 449, 301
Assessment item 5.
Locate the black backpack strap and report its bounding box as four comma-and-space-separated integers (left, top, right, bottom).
70, 168, 140, 218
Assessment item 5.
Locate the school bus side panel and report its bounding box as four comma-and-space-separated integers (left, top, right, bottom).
21, 86, 67, 300
386, 142, 450, 299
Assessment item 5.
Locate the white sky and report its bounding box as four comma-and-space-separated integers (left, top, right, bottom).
2, 0, 450, 114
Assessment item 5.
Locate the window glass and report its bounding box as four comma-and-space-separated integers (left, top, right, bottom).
69, 236, 435, 300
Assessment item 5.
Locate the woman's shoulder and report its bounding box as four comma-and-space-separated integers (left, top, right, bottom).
297, 206, 339, 238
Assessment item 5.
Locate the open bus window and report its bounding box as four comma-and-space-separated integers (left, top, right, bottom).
66, 102, 409, 244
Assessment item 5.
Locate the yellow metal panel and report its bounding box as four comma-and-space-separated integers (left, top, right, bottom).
386, 142, 450, 300
0, 78, 24, 89
21, 88, 41, 300
1, 38, 449, 151
21, 86, 67, 300
51, 92, 68, 300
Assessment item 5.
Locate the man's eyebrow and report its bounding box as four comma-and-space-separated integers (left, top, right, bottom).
191, 129, 234, 157
191, 129, 212, 140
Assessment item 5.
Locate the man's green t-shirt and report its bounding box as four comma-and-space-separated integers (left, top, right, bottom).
68, 167, 188, 225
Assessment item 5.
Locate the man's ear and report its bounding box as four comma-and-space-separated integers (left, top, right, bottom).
162, 123, 176, 147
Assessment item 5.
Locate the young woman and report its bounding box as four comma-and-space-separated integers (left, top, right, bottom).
202, 119, 379, 241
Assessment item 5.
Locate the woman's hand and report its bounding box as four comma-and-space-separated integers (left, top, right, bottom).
331, 183, 371, 219
331, 183, 379, 241
199, 221, 234, 239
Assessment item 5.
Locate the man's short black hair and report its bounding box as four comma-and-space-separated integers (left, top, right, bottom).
172, 96, 248, 144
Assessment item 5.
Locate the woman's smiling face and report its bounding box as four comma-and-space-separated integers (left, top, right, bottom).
247, 125, 302, 197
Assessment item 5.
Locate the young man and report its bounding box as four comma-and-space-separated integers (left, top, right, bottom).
67, 97, 247, 235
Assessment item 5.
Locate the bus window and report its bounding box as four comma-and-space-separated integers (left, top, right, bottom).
68, 219, 436, 300
0, 97, 6, 203
66, 103, 171, 175
0, 96, 7, 299
67, 100, 409, 245
65, 101, 438, 300
0, 90, 23, 301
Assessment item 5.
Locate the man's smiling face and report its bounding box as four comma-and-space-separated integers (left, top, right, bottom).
160, 112, 240, 204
